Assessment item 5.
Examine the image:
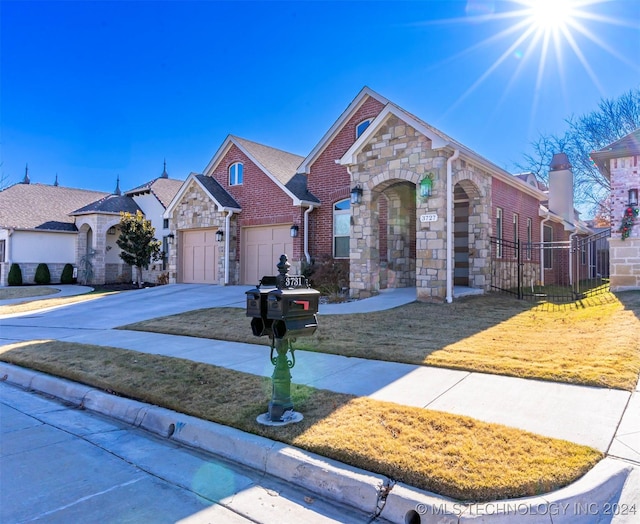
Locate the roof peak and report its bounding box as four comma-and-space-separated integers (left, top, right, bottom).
161, 159, 168, 178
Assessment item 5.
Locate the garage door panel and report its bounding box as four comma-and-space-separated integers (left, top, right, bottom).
242, 225, 293, 285
182, 230, 218, 284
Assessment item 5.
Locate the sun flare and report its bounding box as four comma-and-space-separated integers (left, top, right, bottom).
528, 0, 576, 32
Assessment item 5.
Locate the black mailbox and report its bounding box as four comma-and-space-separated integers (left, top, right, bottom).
266, 288, 320, 320
246, 276, 277, 337
267, 287, 320, 339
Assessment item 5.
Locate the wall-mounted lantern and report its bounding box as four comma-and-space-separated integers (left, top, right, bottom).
167, 233, 175, 245
290, 224, 299, 238
216, 229, 224, 242
350, 185, 363, 205
107, 226, 116, 235
629, 188, 639, 207
420, 173, 434, 199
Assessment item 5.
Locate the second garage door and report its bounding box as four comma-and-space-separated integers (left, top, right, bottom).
182, 229, 218, 284
242, 225, 293, 285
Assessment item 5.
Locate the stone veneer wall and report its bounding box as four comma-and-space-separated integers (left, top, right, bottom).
609, 238, 640, 291
168, 179, 233, 284
607, 153, 639, 291
348, 114, 492, 301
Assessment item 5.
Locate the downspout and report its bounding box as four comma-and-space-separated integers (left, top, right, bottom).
446, 149, 460, 304
540, 213, 551, 287
224, 210, 234, 285
303, 205, 314, 265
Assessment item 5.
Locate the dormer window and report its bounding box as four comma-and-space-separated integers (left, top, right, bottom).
229, 162, 243, 186
355, 119, 372, 139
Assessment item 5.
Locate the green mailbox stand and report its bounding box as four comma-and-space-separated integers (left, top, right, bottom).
245, 254, 319, 425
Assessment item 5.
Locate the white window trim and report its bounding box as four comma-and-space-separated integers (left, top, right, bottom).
355, 119, 373, 139
229, 162, 243, 186
333, 199, 350, 259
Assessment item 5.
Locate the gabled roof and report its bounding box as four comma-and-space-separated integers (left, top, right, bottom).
0, 183, 109, 231
194, 174, 241, 210
297, 86, 389, 174
163, 172, 241, 218
70, 194, 142, 216
590, 128, 640, 179
339, 100, 547, 201
202, 135, 318, 206
125, 177, 184, 208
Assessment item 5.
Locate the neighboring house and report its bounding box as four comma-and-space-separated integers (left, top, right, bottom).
591, 128, 640, 291
165, 86, 592, 301
0, 166, 183, 286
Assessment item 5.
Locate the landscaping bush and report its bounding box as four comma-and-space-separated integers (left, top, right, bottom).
306, 254, 349, 297
34, 263, 51, 285
60, 263, 75, 284
8, 263, 23, 286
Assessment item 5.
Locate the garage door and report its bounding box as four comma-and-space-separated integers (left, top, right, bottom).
182, 229, 218, 284
242, 225, 293, 285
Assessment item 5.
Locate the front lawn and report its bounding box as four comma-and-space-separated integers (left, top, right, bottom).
0, 340, 602, 502
120, 292, 640, 391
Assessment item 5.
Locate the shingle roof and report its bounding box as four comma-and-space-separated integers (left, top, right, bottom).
232, 136, 304, 186
593, 129, 640, 157
125, 177, 184, 208
0, 183, 109, 231
70, 194, 142, 215
285, 173, 321, 204
195, 175, 241, 209
231, 136, 319, 203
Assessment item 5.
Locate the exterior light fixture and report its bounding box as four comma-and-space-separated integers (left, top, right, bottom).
290, 224, 299, 238
167, 233, 175, 245
107, 226, 116, 235
420, 173, 434, 198
216, 229, 224, 242
629, 188, 639, 207
350, 185, 363, 205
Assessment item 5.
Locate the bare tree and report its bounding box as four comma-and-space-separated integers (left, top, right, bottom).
518, 88, 640, 216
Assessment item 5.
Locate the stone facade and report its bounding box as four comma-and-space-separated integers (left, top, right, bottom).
609, 238, 640, 291
347, 114, 493, 301
168, 179, 231, 285
601, 142, 640, 291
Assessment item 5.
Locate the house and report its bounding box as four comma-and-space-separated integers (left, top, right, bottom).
0, 165, 183, 286
591, 128, 640, 291
165, 87, 592, 301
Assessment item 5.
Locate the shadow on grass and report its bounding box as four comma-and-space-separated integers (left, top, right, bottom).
0, 340, 603, 503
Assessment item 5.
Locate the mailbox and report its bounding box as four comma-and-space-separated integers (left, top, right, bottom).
246, 276, 277, 337
266, 287, 320, 340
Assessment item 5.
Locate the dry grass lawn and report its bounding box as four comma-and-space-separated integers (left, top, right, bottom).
0, 286, 58, 301
0, 290, 115, 315
0, 340, 602, 502
121, 291, 640, 391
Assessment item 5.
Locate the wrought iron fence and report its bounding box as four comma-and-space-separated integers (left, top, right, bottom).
490, 229, 611, 302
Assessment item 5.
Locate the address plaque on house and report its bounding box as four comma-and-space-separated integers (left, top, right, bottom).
420, 213, 438, 223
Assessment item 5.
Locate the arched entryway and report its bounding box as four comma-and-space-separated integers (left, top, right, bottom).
454, 184, 470, 286
452, 178, 490, 292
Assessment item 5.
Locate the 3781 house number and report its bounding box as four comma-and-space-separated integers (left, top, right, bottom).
420, 213, 438, 223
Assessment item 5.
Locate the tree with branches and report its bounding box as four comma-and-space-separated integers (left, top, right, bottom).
116, 211, 162, 288
519, 88, 640, 220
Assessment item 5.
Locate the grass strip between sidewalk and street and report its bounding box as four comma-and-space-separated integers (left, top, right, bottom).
0, 339, 602, 503
119, 292, 640, 391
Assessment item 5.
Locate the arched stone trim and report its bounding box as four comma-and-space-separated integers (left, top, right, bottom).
451, 170, 492, 292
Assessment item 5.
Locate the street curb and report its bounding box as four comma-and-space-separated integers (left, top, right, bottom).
1, 362, 632, 524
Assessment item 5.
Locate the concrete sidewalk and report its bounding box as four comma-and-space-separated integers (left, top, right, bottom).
1, 284, 639, 522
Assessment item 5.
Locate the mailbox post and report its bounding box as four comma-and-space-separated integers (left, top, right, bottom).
246, 254, 319, 425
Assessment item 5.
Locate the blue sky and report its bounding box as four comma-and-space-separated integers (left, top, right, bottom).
2, 0, 639, 200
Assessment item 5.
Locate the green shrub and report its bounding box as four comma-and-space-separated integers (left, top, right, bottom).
34, 263, 51, 284
60, 263, 75, 284
8, 263, 22, 286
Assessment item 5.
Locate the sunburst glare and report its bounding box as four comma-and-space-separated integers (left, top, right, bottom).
426, 0, 639, 126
